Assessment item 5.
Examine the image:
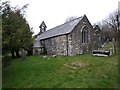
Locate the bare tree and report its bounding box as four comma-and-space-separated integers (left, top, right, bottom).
94, 10, 119, 42
102, 10, 118, 40
104, 11, 118, 30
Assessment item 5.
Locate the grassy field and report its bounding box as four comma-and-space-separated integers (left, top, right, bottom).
3, 54, 118, 88
104, 42, 113, 49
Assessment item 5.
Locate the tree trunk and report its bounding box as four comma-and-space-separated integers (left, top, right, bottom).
15, 50, 20, 58
11, 51, 15, 58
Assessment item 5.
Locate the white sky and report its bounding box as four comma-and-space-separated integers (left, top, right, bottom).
6, 0, 119, 35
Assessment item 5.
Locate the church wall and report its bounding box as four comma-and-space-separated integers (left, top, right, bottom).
44, 35, 67, 55
93, 26, 102, 50
33, 47, 43, 55
43, 16, 95, 56
34, 15, 96, 56
68, 16, 95, 55
81, 15, 95, 53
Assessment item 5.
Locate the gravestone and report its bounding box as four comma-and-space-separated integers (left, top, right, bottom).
106, 38, 109, 44
43, 56, 47, 58
21, 49, 27, 60
52, 55, 56, 58
112, 38, 116, 54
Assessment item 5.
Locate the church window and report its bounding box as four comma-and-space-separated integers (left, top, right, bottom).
82, 26, 88, 43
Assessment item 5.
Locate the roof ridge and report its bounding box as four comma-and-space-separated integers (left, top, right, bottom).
43, 16, 83, 33
63, 16, 83, 24
36, 15, 84, 40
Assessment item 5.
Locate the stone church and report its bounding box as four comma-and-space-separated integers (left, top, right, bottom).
33, 15, 102, 56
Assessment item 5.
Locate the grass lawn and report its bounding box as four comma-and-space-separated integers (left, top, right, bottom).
3, 54, 118, 88
104, 42, 113, 49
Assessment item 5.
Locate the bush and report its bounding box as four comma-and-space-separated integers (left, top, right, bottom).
2, 55, 12, 68
27, 50, 33, 56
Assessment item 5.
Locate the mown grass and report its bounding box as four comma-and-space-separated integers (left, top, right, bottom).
104, 42, 113, 49
3, 54, 118, 88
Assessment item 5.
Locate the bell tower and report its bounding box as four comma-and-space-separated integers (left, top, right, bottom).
39, 21, 47, 35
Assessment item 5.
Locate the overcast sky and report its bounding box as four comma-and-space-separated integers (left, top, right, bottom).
7, 0, 119, 35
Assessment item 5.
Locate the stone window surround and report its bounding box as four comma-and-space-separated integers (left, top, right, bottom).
81, 25, 89, 43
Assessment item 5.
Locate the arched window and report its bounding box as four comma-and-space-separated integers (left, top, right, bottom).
82, 26, 88, 43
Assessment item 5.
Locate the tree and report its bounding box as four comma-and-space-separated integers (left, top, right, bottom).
102, 10, 118, 41
95, 10, 119, 42
2, 1, 33, 58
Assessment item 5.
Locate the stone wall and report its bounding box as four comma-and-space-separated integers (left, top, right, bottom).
93, 26, 102, 50
40, 15, 95, 56
81, 15, 95, 53
33, 47, 43, 55
67, 15, 94, 55
44, 35, 67, 55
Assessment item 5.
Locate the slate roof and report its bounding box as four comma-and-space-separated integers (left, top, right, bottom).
36, 16, 83, 40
